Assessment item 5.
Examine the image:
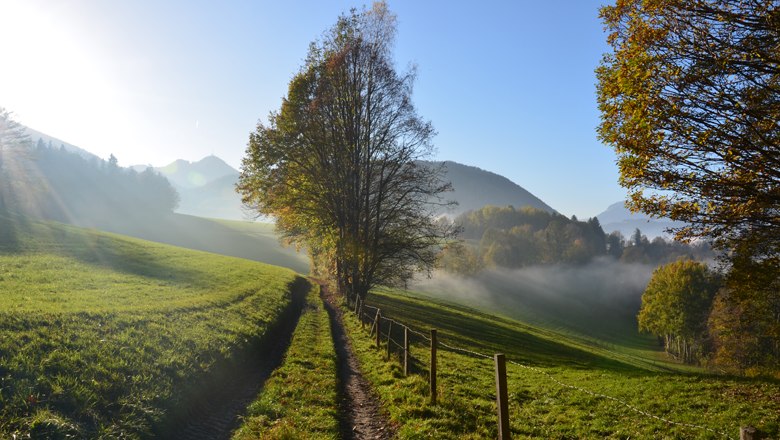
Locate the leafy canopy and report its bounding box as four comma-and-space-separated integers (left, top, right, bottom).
597, 0, 780, 257
238, 3, 455, 298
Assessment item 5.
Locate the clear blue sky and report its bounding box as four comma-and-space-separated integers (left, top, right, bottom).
0, 0, 623, 218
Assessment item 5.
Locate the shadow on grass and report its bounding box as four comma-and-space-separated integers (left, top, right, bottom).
84, 212, 310, 274
162, 276, 311, 439
0, 210, 29, 252
0, 212, 206, 283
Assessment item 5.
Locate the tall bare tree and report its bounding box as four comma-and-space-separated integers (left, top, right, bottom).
238, 3, 456, 299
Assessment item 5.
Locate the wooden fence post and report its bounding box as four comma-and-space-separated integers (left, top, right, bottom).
403, 326, 410, 376
370, 309, 380, 337
430, 329, 437, 405
354, 296, 360, 314
494, 354, 510, 439
740, 426, 757, 440
359, 301, 365, 329
375, 310, 382, 348
386, 320, 393, 360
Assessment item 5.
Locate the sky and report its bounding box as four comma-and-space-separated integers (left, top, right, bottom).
0, 0, 623, 218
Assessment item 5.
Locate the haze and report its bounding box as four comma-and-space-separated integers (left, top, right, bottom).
0, 0, 620, 219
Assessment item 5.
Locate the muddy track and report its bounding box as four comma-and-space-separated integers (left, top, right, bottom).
321, 285, 395, 440
166, 282, 308, 440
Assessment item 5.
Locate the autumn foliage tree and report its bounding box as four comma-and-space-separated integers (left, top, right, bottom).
238, 3, 455, 300
597, 0, 780, 255
598, 0, 780, 373
638, 259, 719, 364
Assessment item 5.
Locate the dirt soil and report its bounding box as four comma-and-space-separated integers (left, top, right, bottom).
321, 284, 396, 440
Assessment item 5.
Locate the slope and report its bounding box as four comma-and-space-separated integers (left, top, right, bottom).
84, 212, 309, 274
24, 126, 102, 162
0, 213, 310, 438
176, 173, 246, 221
341, 288, 779, 438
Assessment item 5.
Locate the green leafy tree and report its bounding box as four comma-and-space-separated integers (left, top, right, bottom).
597, 1, 780, 257
638, 259, 720, 364
237, 3, 456, 300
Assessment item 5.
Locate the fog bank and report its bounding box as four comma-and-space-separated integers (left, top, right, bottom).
412, 257, 656, 343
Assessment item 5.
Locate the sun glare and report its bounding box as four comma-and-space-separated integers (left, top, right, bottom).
0, 0, 124, 158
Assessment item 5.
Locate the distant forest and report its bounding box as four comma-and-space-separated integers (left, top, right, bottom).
1, 140, 178, 223
439, 205, 713, 274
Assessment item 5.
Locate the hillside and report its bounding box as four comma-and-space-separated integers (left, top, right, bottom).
137, 157, 557, 222
0, 213, 311, 438
89, 212, 310, 274
339, 288, 780, 438
422, 160, 556, 217
0, 136, 305, 272
24, 126, 102, 162
131, 156, 248, 221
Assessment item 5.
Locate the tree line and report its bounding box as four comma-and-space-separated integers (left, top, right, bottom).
0, 111, 178, 226
438, 205, 713, 274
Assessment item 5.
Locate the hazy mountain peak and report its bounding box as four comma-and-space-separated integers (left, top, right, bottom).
596, 200, 682, 239
157, 156, 239, 189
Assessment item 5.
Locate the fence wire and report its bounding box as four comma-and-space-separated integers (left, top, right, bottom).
344, 294, 734, 440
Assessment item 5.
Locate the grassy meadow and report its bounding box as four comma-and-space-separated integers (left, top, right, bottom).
343, 288, 780, 439
56, 209, 310, 274
0, 213, 309, 438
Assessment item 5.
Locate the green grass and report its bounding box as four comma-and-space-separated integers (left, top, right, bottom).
56, 209, 311, 273
0, 213, 307, 438
232, 284, 339, 440
343, 288, 780, 439
412, 265, 673, 370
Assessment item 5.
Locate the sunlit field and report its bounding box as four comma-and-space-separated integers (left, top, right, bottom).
0, 213, 307, 438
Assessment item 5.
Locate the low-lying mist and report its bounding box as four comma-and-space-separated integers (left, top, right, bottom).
412, 257, 656, 345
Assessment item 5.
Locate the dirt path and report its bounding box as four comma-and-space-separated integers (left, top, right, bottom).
321, 284, 395, 440
169, 287, 306, 440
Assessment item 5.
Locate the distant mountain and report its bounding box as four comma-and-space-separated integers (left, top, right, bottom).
165, 158, 557, 221
177, 173, 249, 220
596, 201, 683, 239
128, 156, 558, 223
155, 155, 239, 190
423, 161, 556, 217
130, 156, 247, 221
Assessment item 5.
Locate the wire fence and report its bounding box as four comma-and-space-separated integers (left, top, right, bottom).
344, 293, 746, 440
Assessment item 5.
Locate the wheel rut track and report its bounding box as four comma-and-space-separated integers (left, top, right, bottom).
321, 285, 395, 440
166, 279, 308, 440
